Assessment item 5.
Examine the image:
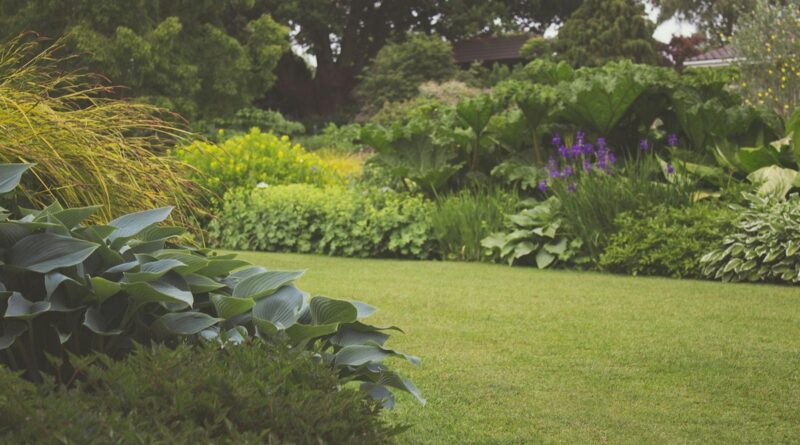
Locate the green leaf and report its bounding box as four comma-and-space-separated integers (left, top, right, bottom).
151, 312, 222, 336
107, 207, 173, 242
9, 233, 99, 273
0, 163, 33, 193
184, 274, 226, 293
360, 382, 396, 409
5, 293, 51, 319
51, 205, 102, 229
747, 165, 798, 198
285, 322, 339, 343
535, 249, 556, 269
232, 270, 304, 300
83, 306, 123, 336
334, 344, 420, 367
310, 296, 358, 325
122, 274, 193, 308
88, 276, 122, 302
210, 294, 255, 319
124, 259, 186, 283
195, 259, 250, 277
44, 272, 80, 298
252, 285, 307, 332
736, 146, 781, 174
332, 324, 390, 347
352, 301, 377, 319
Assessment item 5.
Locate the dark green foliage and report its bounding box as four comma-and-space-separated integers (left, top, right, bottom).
357, 34, 457, 115
555, 0, 661, 67
0, 164, 421, 405
430, 188, 518, 262
210, 185, 436, 259
296, 123, 365, 152
701, 193, 800, 284
599, 203, 736, 278
0, 2, 290, 119
193, 108, 306, 138
0, 342, 401, 444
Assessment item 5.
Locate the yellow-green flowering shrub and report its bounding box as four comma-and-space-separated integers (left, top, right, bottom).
175, 128, 343, 194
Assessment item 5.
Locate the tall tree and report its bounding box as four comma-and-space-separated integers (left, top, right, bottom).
650, 0, 756, 45
555, 0, 661, 67
263, 0, 584, 115
0, 0, 290, 119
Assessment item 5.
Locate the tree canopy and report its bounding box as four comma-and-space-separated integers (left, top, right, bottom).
555, 0, 660, 67
0, 0, 290, 119
651, 0, 756, 45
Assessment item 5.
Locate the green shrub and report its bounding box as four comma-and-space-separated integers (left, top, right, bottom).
0, 342, 401, 444
193, 107, 306, 138
174, 128, 343, 195
701, 193, 800, 283
210, 185, 436, 259
295, 123, 365, 153
599, 203, 736, 278
431, 188, 518, 261
0, 164, 422, 405
481, 196, 588, 268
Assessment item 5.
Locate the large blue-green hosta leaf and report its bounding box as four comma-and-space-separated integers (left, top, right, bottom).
232, 270, 304, 300
251, 285, 307, 334
124, 259, 186, 283
107, 207, 173, 243
4, 293, 50, 319
310, 296, 358, 325
211, 294, 255, 319
9, 233, 99, 273
334, 344, 420, 367
0, 163, 33, 194
152, 312, 222, 336
0, 321, 27, 350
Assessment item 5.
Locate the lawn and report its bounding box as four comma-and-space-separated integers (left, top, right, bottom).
235, 251, 800, 445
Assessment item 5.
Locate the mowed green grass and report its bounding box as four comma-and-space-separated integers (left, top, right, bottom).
234, 251, 800, 445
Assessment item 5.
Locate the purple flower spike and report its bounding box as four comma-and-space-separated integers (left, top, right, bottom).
538, 180, 548, 193
549, 167, 560, 178
583, 158, 592, 172
608, 152, 617, 165
639, 139, 650, 152
552, 134, 561, 146
576, 131, 585, 145
668, 133, 678, 147
567, 182, 578, 193
666, 162, 675, 174
561, 165, 574, 178
597, 137, 606, 148
558, 144, 569, 158
584, 143, 594, 155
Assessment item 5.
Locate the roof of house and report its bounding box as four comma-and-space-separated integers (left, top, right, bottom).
452, 35, 532, 64
685, 45, 738, 68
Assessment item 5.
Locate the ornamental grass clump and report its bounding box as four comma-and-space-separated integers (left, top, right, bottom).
0, 36, 207, 232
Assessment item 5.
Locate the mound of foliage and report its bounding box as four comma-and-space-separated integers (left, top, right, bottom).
193, 108, 306, 138
0, 342, 401, 444
174, 129, 344, 195
701, 193, 800, 284
600, 203, 736, 278
0, 163, 422, 408
210, 184, 435, 259
0, 37, 207, 231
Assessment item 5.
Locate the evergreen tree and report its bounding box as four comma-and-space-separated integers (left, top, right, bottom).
555, 0, 661, 67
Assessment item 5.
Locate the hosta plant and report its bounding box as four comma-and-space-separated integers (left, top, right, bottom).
701, 193, 800, 284
0, 164, 422, 407
481, 196, 586, 268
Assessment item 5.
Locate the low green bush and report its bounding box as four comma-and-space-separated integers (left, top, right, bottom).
210, 185, 436, 259
193, 107, 306, 138
599, 203, 736, 278
701, 193, 800, 283
0, 342, 401, 444
0, 164, 422, 406
431, 188, 518, 261
173, 128, 343, 195
481, 196, 588, 268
